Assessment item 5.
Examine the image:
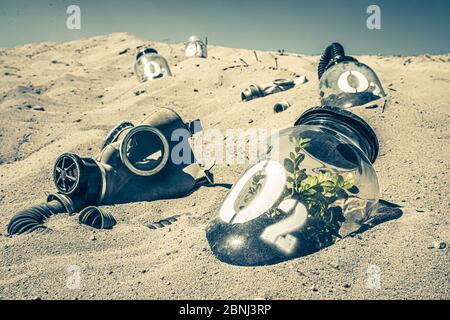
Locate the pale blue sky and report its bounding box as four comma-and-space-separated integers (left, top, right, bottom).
0, 0, 449, 54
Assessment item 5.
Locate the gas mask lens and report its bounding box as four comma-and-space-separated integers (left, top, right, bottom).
120, 126, 169, 176
319, 60, 387, 108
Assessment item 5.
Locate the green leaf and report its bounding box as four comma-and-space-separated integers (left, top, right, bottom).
284, 158, 295, 173
295, 153, 305, 169
321, 180, 335, 191
336, 189, 349, 199
295, 169, 307, 184
289, 152, 296, 160
347, 185, 360, 194
335, 175, 345, 188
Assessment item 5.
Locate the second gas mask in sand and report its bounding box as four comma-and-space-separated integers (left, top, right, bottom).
134, 48, 172, 82
8, 108, 212, 235
185, 36, 207, 58
50, 107, 211, 213
206, 106, 380, 266
318, 43, 386, 109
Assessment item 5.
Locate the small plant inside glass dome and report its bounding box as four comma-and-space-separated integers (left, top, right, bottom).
240, 135, 359, 250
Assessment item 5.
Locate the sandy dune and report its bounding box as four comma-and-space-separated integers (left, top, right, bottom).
0, 32, 449, 300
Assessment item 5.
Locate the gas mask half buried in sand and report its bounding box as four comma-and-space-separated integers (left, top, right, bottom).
206, 106, 380, 266
318, 43, 386, 109
185, 36, 208, 58
7, 108, 212, 235
241, 77, 307, 102
134, 47, 173, 82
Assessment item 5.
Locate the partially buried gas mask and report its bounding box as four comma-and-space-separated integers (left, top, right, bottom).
206, 106, 380, 266
134, 47, 172, 82
8, 108, 212, 235
318, 43, 386, 109
185, 36, 207, 58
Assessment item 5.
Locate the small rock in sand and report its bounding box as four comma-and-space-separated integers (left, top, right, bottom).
329, 261, 340, 269
134, 90, 146, 96
118, 48, 130, 55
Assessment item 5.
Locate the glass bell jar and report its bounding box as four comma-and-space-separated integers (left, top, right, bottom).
206, 106, 380, 266
185, 36, 207, 58
318, 43, 386, 109
134, 48, 172, 82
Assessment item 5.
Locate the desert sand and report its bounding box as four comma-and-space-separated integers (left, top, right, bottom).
0, 32, 448, 300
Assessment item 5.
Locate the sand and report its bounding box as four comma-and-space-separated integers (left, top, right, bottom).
0, 32, 449, 300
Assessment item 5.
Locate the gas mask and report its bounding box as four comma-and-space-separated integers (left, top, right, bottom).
134, 48, 172, 82
206, 106, 380, 266
8, 108, 212, 235
318, 43, 386, 109
241, 77, 307, 102
185, 36, 208, 58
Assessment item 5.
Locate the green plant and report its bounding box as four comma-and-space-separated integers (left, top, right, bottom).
236, 135, 357, 250
274, 136, 356, 249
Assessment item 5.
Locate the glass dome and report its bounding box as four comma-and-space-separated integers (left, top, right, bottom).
185, 36, 207, 58
206, 106, 380, 266
134, 48, 172, 82
319, 60, 386, 109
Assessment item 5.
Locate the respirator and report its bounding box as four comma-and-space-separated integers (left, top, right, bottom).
134, 48, 172, 82
185, 36, 208, 58
241, 78, 306, 102
206, 42, 392, 266
318, 43, 387, 109
206, 106, 380, 266
8, 108, 212, 235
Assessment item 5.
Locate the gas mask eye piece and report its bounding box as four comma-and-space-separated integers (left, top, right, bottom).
206, 106, 381, 266
185, 36, 207, 58
134, 47, 172, 82
119, 125, 170, 176
318, 43, 386, 109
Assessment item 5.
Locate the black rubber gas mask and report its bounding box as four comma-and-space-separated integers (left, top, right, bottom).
8, 108, 212, 235
318, 43, 386, 109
